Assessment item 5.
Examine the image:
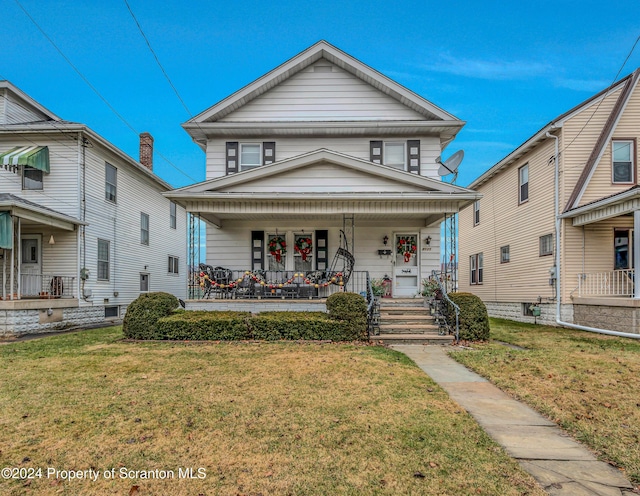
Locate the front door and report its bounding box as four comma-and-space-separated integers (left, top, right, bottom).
21, 235, 42, 296
393, 233, 419, 297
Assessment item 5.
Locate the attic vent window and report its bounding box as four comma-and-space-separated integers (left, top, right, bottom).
314, 65, 332, 73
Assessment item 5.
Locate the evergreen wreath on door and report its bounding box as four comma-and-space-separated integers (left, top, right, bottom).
397, 236, 417, 263
268, 236, 287, 263
294, 236, 313, 261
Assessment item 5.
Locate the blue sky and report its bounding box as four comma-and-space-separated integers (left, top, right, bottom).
2, 0, 640, 188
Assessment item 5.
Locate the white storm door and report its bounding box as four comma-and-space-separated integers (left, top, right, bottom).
21, 235, 42, 296
393, 234, 419, 297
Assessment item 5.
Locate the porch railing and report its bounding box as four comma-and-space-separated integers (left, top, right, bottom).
194, 268, 369, 300
19, 273, 76, 299
577, 269, 635, 297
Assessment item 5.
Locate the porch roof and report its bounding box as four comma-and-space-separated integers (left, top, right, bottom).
560, 186, 640, 226
0, 193, 86, 231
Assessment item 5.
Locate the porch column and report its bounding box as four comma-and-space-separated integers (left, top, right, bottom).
635, 210, 640, 299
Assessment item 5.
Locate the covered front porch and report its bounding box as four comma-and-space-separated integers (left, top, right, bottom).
0, 194, 83, 305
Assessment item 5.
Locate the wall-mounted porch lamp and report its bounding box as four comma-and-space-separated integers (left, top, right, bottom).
383, 235, 389, 246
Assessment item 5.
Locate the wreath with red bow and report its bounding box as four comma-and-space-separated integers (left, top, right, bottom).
397, 236, 417, 263
268, 236, 287, 263
294, 237, 313, 261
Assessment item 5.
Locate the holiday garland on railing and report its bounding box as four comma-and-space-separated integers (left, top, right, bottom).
268, 236, 287, 263
396, 236, 417, 263
294, 236, 313, 261
199, 270, 344, 291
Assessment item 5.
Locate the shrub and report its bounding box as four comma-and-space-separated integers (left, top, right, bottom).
122, 292, 179, 339
326, 292, 368, 339
250, 311, 361, 341
445, 292, 490, 341
156, 311, 251, 340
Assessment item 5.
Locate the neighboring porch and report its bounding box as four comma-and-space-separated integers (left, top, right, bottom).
0, 194, 82, 304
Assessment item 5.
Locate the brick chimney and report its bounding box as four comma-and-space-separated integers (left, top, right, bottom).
139, 132, 154, 171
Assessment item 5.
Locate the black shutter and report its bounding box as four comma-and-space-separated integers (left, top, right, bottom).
263, 142, 275, 165
226, 142, 238, 175
370, 140, 382, 164
407, 140, 420, 174
315, 230, 328, 270
251, 231, 264, 270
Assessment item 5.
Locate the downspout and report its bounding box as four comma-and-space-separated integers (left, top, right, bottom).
546, 130, 640, 339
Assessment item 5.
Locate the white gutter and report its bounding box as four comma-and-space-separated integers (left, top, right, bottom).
547, 131, 640, 339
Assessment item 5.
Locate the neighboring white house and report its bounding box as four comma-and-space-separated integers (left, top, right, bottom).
168, 40, 479, 301
0, 81, 187, 336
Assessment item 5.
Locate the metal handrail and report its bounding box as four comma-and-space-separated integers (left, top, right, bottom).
431, 270, 460, 342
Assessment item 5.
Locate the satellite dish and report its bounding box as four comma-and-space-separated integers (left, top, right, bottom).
437, 150, 464, 177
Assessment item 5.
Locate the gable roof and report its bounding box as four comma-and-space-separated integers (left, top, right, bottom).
169, 148, 477, 197
0, 80, 60, 122
187, 41, 459, 125
468, 70, 639, 191
564, 68, 640, 211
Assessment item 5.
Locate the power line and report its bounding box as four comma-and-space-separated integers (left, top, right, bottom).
123, 0, 193, 118
12, 0, 197, 184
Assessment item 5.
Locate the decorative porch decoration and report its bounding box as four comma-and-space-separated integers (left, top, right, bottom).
268, 236, 287, 262
397, 236, 417, 263
199, 269, 345, 292
294, 236, 313, 261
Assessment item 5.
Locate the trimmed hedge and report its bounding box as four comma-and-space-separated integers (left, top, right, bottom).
445, 292, 490, 341
326, 292, 368, 339
250, 311, 360, 341
122, 292, 179, 339
156, 311, 251, 340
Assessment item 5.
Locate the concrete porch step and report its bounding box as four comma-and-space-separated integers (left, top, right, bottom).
380, 307, 430, 316
379, 323, 440, 334
378, 298, 424, 307
375, 333, 454, 345
379, 314, 435, 325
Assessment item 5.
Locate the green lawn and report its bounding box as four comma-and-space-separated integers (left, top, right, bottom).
0, 327, 544, 495
451, 318, 640, 484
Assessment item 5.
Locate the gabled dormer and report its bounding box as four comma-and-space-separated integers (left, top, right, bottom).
0, 80, 60, 125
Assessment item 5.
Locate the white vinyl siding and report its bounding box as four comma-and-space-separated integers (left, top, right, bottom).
1, 92, 49, 124
219, 62, 426, 123
206, 137, 441, 180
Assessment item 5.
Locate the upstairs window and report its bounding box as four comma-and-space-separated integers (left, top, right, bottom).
473, 200, 480, 226
105, 163, 117, 202
383, 142, 405, 170
240, 144, 261, 170
170, 201, 177, 229
22, 166, 43, 190
519, 164, 529, 203
141, 213, 149, 245
500, 245, 510, 263
612, 140, 634, 184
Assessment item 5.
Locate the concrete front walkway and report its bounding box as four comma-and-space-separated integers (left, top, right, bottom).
390, 345, 637, 496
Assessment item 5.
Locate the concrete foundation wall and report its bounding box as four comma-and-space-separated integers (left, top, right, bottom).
574, 304, 640, 334
0, 305, 109, 337
485, 301, 573, 326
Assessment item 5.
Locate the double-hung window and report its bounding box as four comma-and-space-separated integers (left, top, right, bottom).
97, 239, 110, 281
105, 163, 117, 202
470, 253, 483, 285
141, 213, 149, 245
612, 140, 634, 184
500, 245, 510, 263
240, 144, 262, 171
539, 234, 553, 257
519, 164, 529, 203
473, 200, 480, 226
168, 255, 179, 274
22, 166, 43, 190
170, 201, 177, 229
384, 142, 405, 170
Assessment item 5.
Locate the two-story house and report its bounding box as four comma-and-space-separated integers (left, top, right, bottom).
459, 69, 640, 334
168, 41, 480, 304
0, 81, 187, 336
